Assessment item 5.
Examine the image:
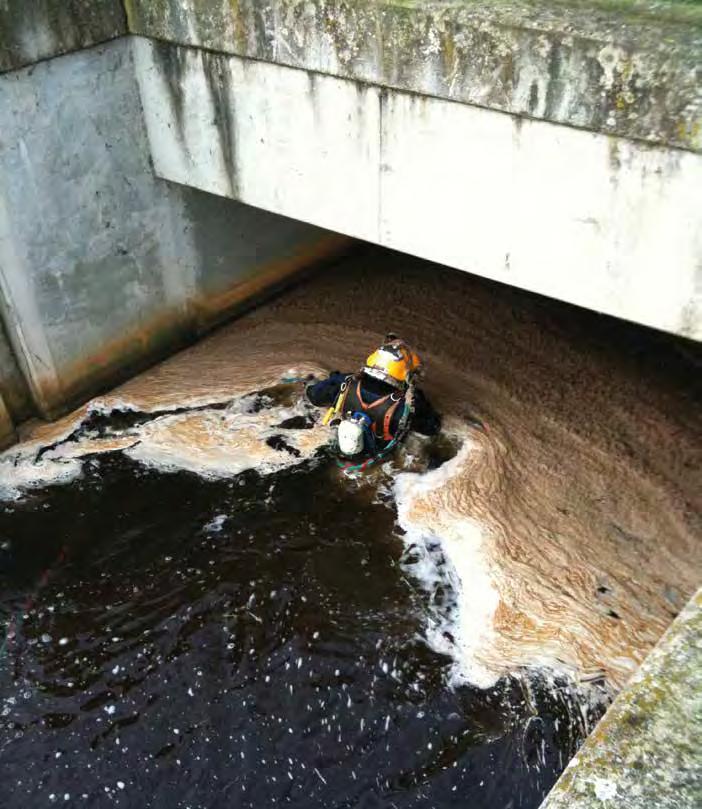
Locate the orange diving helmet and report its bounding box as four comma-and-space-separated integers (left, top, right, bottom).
363, 334, 422, 389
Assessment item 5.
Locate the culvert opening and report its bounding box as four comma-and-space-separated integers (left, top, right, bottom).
1, 246, 700, 808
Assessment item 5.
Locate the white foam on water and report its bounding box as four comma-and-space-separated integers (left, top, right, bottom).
86, 398, 139, 416
125, 399, 325, 479
394, 441, 500, 689
0, 384, 325, 501
0, 456, 83, 501
204, 514, 229, 532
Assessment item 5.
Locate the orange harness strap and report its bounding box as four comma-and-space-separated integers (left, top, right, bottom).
382, 399, 401, 442
354, 380, 402, 441
356, 381, 390, 412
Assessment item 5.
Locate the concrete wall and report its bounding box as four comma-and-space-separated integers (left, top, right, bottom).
0, 321, 30, 448
0, 319, 30, 420
133, 37, 702, 340
0, 0, 126, 72
0, 37, 346, 422
124, 0, 702, 153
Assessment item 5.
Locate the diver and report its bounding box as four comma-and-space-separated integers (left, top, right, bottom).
305, 334, 441, 469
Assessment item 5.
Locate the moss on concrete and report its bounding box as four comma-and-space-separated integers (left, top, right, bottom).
541, 588, 702, 808
124, 0, 702, 152
0, 0, 126, 73
1, 0, 699, 149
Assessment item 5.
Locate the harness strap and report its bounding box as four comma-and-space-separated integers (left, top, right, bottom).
323, 376, 353, 425
356, 380, 390, 412
333, 377, 353, 415
333, 379, 417, 472
389, 384, 414, 445
382, 399, 401, 442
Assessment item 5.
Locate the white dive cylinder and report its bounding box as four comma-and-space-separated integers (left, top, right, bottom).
337, 417, 367, 457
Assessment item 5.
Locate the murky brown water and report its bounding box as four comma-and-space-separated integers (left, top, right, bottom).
1, 245, 700, 806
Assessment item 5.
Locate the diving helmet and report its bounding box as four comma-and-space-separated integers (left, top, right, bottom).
363, 334, 421, 389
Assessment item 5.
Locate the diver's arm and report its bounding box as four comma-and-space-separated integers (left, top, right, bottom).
305, 372, 350, 407
411, 389, 442, 436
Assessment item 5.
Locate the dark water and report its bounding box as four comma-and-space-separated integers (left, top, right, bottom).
0, 452, 596, 809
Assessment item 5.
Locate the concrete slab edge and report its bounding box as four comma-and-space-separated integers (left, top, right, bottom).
540, 587, 702, 808
123, 0, 702, 153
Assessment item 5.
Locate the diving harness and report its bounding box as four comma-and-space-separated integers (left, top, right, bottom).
322, 375, 416, 472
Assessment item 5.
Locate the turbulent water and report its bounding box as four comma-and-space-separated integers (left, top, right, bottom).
1, 247, 700, 807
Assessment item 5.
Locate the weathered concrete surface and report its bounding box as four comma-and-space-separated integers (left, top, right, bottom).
0, 315, 25, 446
134, 37, 702, 340
0, 318, 31, 424
1, 0, 700, 411
0, 0, 126, 73
181, 189, 348, 330
0, 394, 15, 449
0, 38, 195, 417
540, 587, 702, 809
124, 0, 702, 153
0, 38, 346, 420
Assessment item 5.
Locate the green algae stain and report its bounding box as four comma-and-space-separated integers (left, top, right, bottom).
122, 0, 135, 30
226, 0, 248, 51
117, 0, 702, 154
677, 118, 702, 148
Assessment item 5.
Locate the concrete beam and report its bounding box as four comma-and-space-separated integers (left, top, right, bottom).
540, 588, 702, 809
124, 0, 702, 153
0, 0, 126, 73
133, 37, 702, 340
